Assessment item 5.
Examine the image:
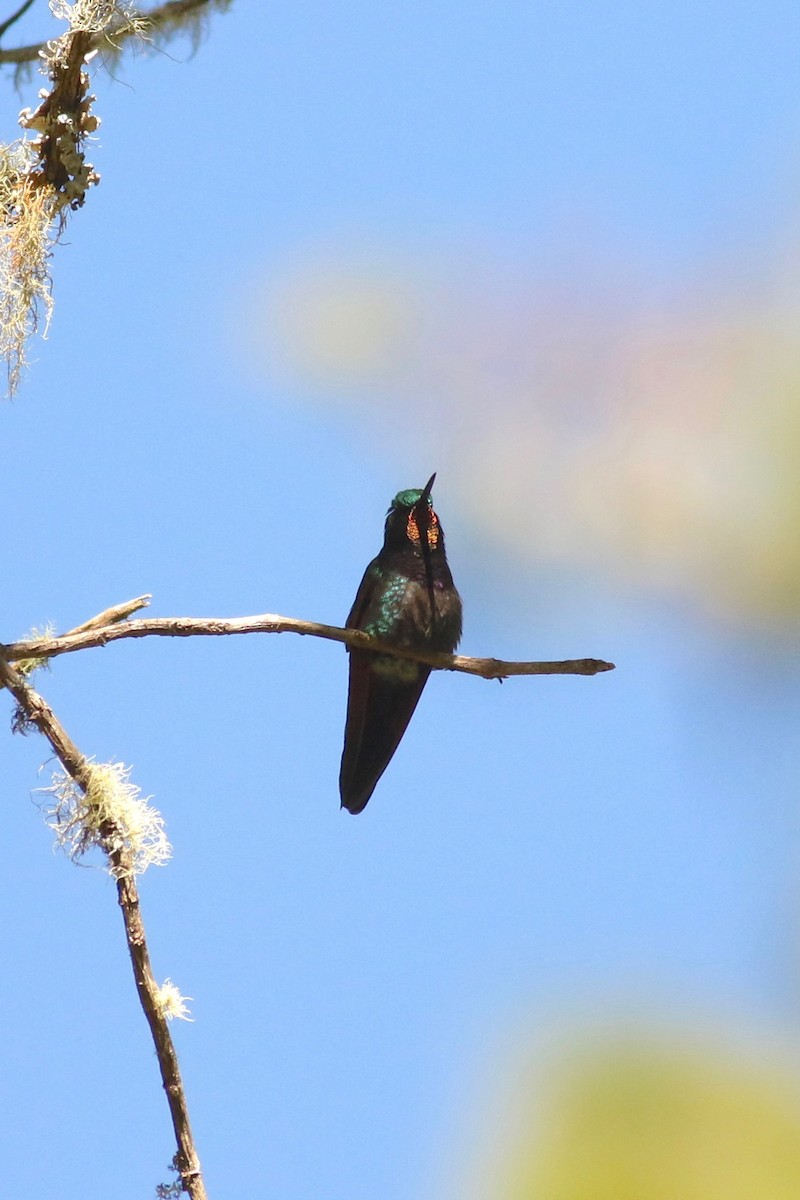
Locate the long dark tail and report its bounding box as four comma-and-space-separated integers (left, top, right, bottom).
339, 651, 430, 814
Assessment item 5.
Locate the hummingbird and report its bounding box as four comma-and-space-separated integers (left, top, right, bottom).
339, 473, 463, 814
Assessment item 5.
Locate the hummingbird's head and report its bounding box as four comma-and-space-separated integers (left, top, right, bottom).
384, 472, 441, 552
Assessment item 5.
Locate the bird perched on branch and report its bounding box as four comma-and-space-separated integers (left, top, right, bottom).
339, 473, 463, 814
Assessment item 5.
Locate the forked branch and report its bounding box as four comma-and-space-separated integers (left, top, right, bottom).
2, 593, 612, 1197
4, 602, 615, 679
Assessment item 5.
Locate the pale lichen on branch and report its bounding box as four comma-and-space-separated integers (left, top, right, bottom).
46, 758, 172, 876
0, 2, 115, 392
0, 0, 232, 396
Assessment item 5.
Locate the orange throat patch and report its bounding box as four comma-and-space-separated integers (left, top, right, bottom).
406, 509, 440, 549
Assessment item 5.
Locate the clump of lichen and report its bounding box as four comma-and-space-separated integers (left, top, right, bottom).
10, 621, 55, 678
155, 979, 194, 1022
0, 145, 56, 396
46, 759, 172, 877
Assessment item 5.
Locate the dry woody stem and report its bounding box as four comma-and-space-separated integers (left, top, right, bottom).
0, 651, 208, 1200
3, 601, 616, 679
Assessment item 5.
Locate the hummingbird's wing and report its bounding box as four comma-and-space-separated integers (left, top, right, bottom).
344, 559, 379, 629
339, 650, 430, 815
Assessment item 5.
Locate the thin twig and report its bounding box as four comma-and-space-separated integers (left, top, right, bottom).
0, 651, 208, 1200
0, 0, 35, 43
67, 592, 152, 633
3, 607, 615, 678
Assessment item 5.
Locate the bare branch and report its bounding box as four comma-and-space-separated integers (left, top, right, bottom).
0, 0, 35, 43
0, 0, 231, 65
0, 38, 38, 64
0, 651, 208, 1200
3, 606, 616, 678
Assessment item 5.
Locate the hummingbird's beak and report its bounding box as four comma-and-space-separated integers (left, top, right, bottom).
415, 472, 437, 626
414, 472, 436, 536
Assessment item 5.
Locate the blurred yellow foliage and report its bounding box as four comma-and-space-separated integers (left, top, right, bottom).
479, 1037, 800, 1200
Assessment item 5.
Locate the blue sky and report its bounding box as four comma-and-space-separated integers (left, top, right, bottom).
4, 3, 800, 1197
